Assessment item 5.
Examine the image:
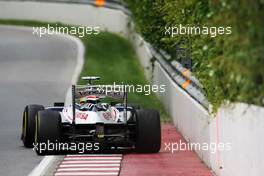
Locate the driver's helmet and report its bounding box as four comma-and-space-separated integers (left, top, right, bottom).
80, 96, 88, 105
87, 95, 100, 104
79, 96, 99, 110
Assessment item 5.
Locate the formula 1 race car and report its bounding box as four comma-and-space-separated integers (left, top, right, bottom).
21, 77, 161, 155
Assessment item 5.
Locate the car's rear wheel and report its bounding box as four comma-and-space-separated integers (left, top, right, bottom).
135, 109, 161, 153
22, 104, 44, 148
35, 110, 61, 155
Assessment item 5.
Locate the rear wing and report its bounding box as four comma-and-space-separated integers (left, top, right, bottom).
75, 85, 126, 100
81, 76, 100, 84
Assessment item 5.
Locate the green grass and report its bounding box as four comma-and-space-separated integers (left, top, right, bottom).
0, 19, 170, 121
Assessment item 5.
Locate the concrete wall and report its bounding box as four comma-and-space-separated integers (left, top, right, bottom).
210, 104, 264, 176
1, 1, 264, 175
153, 61, 212, 167
0, 1, 129, 36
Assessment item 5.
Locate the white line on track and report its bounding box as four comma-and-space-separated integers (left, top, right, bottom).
67, 154, 122, 157
57, 168, 120, 171
59, 164, 120, 167
54, 154, 122, 176
55, 172, 119, 176
64, 157, 122, 160
61, 160, 121, 163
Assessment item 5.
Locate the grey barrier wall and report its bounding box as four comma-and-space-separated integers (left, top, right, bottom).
1, 1, 264, 176
153, 61, 212, 166
0, 1, 129, 35
210, 104, 264, 176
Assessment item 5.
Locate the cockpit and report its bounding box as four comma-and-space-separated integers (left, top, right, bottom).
77, 95, 110, 112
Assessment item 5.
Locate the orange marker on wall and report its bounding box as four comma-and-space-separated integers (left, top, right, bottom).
95, 0, 105, 7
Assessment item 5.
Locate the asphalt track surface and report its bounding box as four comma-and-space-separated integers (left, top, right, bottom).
0, 26, 77, 176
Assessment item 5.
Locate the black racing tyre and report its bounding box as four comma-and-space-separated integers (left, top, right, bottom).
35, 110, 61, 155
135, 109, 161, 153
22, 104, 44, 148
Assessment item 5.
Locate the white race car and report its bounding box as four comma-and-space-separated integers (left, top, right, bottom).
21, 77, 161, 155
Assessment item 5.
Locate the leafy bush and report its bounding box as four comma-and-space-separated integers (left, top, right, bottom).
125, 0, 264, 110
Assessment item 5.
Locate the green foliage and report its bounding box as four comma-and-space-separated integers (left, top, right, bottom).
125, 0, 264, 109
